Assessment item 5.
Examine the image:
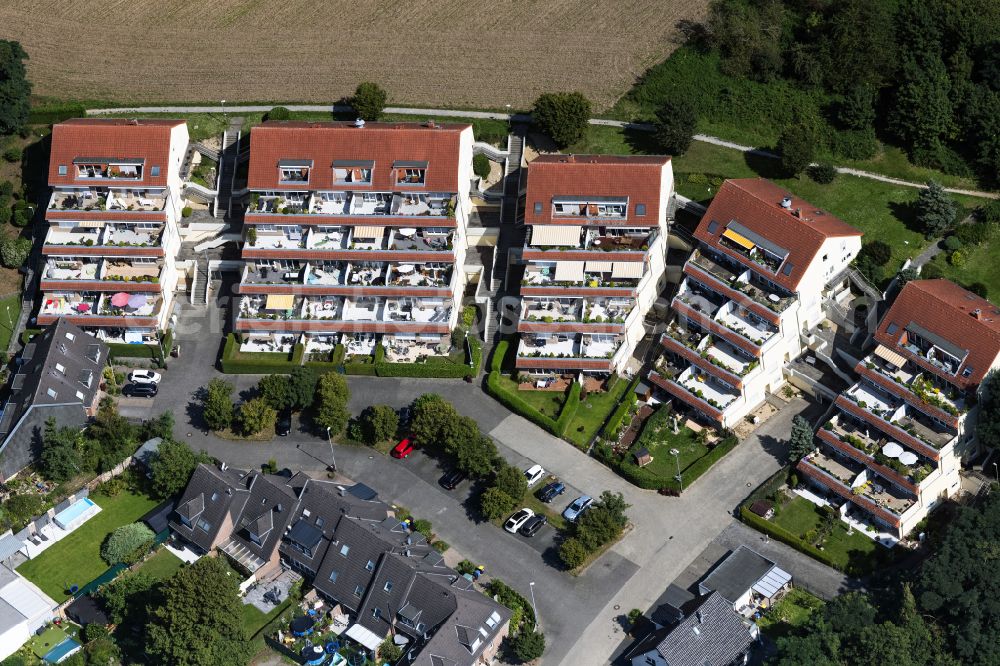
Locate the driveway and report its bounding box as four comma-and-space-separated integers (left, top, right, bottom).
143, 302, 821, 664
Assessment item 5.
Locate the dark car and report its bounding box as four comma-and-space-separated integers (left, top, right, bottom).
123, 383, 157, 398
397, 406, 413, 429
276, 409, 292, 436
538, 481, 566, 503
440, 469, 467, 490
519, 514, 548, 537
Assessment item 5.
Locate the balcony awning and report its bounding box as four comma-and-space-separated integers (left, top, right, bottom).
612, 262, 644, 279
73, 221, 107, 228
265, 294, 295, 310
531, 225, 581, 246
722, 228, 755, 250
585, 261, 612, 273
344, 623, 382, 651
554, 261, 585, 282
874, 344, 907, 368
353, 226, 384, 239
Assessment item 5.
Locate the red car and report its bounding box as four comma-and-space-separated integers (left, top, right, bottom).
391, 438, 415, 459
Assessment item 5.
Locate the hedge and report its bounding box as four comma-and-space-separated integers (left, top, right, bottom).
373, 334, 482, 378
553, 382, 581, 436
491, 340, 508, 373
600, 376, 641, 440
746, 465, 790, 505
28, 102, 86, 125
20, 329, 41, 345
487, 370, 559, 433
107, 343, 155, 359
219, 334, 305, 373
739, 505, 841, 571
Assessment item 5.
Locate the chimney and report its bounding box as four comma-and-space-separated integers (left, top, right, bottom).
973, 308, 983, 319
566, 154, 576, 163
354, 118, 365, 128
793, 208, 802, 218
220, 461, 228, 472
337, 485, 346, 496
697, 611, 703, 624
780, 197, 792, 209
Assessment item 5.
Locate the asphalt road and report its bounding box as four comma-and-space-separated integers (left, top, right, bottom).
123, 301, 836, 665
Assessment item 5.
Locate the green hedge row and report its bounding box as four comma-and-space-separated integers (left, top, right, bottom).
107, 342, 154, 359
219, 334, 305, 373
554, 382, 581, 436
600, 376, 641, 440
746, 466, 791, 505
739, 505, 841, 571
490, 340, 508, 373
28, 103, 86, 125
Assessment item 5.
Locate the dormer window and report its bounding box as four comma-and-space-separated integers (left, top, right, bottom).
394, 161, 427, 185
150, 166, 160, 177
278, 159, 312, 183
333, 160, 374, 184
552, 197, 628, 219
74, 158, 143, 180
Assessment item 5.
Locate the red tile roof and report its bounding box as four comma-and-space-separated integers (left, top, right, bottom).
524, 154, 671, 225
694, 179, 862, 291
247, 121, 470, 191
875, 279, 1000, 389
49, 119, 184, 188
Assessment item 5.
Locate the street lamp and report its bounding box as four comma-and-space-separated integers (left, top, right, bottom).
670, 448, 683, 491
465, 330, 473, 368
528, 581, 538, 629
993, 461, 998, 482
327, 426, 337, 472
505, 104, 512, 131
221, 99, 227, 121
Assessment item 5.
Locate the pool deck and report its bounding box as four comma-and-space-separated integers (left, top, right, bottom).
23, 504, 103, 560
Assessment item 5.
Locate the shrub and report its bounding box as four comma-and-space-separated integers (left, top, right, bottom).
653, 98, 697, 155
558, 537, 589, 569
480, 486, 516, 520
943, 235, 963, 251
511, 630, 546, 663
473, 153, 491, 180
0, 237, 31, 268
808, 162, 837, 184
949, 250, 966, 267
2, 147, 21, 163
82, 623, 109, 643
352, 82, 388, 121
829, 127, 878, 160
920, 262, 944, 280
965, 282, 988, 298
181, 206, 193, 218
11, 207, 30, 228
0, 181, 11, 197
378, 637, 403, 664
237, 397, 276, 436
979, 200, 1000, 226
0, 198, 9, 225
954, 221, 995, 246
532, 92, 591, 147
101, 523, 155, 565
777, 123, 817, 176
264, 106, 291, 121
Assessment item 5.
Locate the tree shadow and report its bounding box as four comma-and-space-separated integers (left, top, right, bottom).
185, 387, 209, 431
887, 200, 922, 234
757, 434, 789, 465
743, 150, 786, 180
623, 128, 661, 155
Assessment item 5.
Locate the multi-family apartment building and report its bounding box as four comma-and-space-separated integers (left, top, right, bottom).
235, 120, 474, 359
39, 119, 189, 344
516, 154, 674, 377
650, 179, 863, 428
798, 279, 1000, 540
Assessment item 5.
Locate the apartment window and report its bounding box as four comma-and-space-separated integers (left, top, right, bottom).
150, 166, 160, 177
196, 518, 211, 532
46, 388, 57, 399
353, 585, 364, 598
328, 570, 339, 583
279, 167, 310, 183
372, 608, 382, 620
249, 531, 262, 546
707, 220, 719, 234
55, 363, 66, 374
383, 581, 393, 593
64, 332, 76, 341
58, 165, 67, 175
533, 202, 542, 215
133, 257, 158, 265
75, 391, 84, 400
486, 611, 501, 628
210, 492, 219, 501
340, 544, 350, 557
635, 203, 646, 216
365, 560, 375, 572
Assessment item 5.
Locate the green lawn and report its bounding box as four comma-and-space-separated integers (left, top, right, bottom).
756, 588, 824, 640
16, 490, 159, 601
564, 377, 629, 448
771, 496, 881, 573
242, 596, 292, 637
29, 625, 74, 659
922, 238, 1000, 301
495, 374, 566, 419
135, 548, 184, 582
0, 293, 22, 351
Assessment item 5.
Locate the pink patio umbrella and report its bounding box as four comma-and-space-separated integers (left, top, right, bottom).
110, 292, 130, 307
76, 303, 90, 312
127, 294, 148, 309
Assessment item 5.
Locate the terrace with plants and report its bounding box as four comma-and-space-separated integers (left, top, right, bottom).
800, 447, 916, 517
863, 354, 966, 417
821, 414, 934, 486
688, 248, 795, 313
661, 321, 759, 379
522, 297, 583, 322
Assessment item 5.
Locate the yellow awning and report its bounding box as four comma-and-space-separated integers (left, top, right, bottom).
612, 262, 644, 279
530, 225, 581, 246
353, 226, 384, 240
265, 294, 295, 310
874, 344, 907, 368
722, 228, 755, 250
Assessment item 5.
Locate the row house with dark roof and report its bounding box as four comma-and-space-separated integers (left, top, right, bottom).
650, 179, 863, 428
236, 120, 474, 360
516, 154, 674, 377
40, 119, 190, 345
799, 279, 1000, 540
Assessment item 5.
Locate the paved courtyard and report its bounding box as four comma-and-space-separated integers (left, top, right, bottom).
123, 301, 822, 664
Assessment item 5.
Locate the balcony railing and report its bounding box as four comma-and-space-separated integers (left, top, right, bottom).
689, 249, 794, 313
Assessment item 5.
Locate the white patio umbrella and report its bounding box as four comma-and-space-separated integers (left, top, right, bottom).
898, 451, 918, 466
396, 264, 415, 273
882, 442, 904, 458
397, 227, 418, 236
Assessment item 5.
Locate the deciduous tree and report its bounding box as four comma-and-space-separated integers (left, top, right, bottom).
202, 379, 234, 431
101, 523, 155, 565
359, 404, 398, 443
532, 92, 591, 148
0, 41, 30, 135
237, 397, 276, 436
653, 99, 697, 155
313, 372, 349, 434
493, 464, 527, 503
479, 487, 516, 521
257, 374, 292, 411
150, 440, 208, 499
352, 82, 388, 121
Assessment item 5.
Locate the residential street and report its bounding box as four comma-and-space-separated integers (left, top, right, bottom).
130, 302, 826, 664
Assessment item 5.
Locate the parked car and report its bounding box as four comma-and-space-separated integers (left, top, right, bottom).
127, 370, 161, 385
538, 481, 566, 503
276, 408, 292, 437
519, 514, 548, 537
391, 438, 415, 459
439, 468, 466, 490
397, 406, 413, 429
123, 383, 157, 398
563, 496, 593, 522
524, 464, 546, 487
504, 508, 535, 534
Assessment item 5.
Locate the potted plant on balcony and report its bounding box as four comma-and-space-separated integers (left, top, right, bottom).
247, 227, 258, 246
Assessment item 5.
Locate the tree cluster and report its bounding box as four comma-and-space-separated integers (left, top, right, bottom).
0, 40, 30, 135
410, 394, 500, 479
532, 92, 591, 148
558, 491, 630, 569
700, 0, 1000, 183
100, 522, 155, 566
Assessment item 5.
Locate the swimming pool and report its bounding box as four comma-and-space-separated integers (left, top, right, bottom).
43, 637, 81, 664
53, 498, 97, 530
